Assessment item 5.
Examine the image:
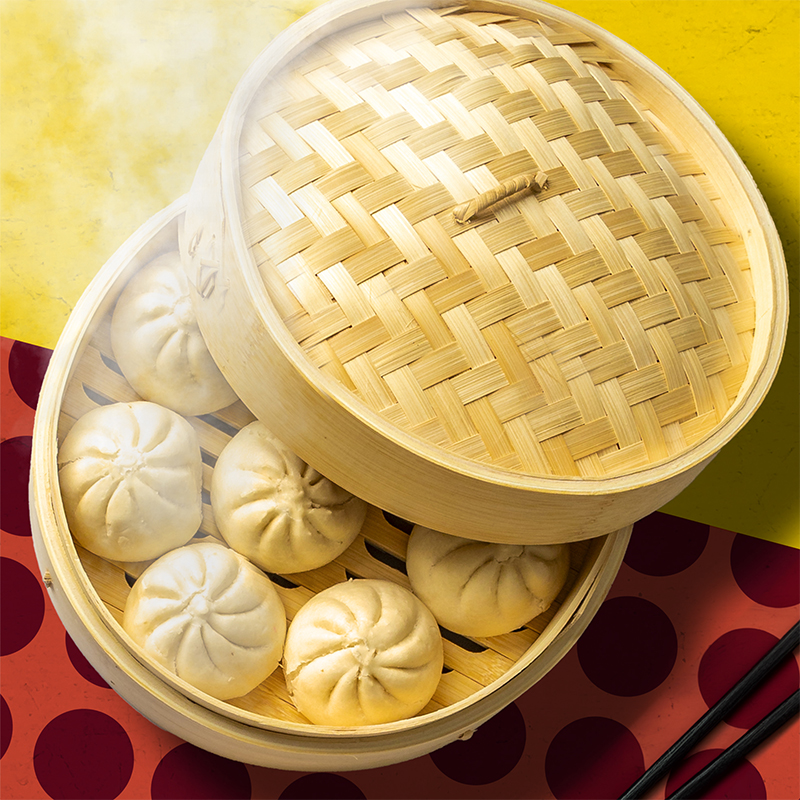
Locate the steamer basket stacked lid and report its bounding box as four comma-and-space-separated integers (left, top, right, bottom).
181, 0, 788, 544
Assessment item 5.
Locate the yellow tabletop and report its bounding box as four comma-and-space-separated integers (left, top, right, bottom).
2, 0, 797, 547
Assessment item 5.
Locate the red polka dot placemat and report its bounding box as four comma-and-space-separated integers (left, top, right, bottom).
2, 334, 798, 800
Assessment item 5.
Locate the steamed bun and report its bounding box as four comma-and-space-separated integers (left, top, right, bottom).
406, 526, 570, 638
283, 579, 443, 726
211, 421, 367, 573
123, 540, 286, 700
58, 401, 203, 562
110, 250, 237, 416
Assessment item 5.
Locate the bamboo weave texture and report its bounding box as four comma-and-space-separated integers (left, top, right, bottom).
238, 6, 756, 479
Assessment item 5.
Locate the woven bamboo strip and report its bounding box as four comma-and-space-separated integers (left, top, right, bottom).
235, 6, 757, 482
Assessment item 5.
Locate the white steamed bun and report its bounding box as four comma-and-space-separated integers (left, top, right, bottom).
123, 540, 286, 700
58, 401, 203, 562
283, 579, 443, 726
406, 526, 570, 638
211, 421, 367, 574
110, 250, 237, 416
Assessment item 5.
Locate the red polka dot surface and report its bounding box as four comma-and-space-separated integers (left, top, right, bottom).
664, 749, 767, 799
698, 629, 800, 731
2, 333, 799, 799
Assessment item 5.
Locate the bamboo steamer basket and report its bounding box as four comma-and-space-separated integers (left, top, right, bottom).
30, 195, 632, 770
181, 0, 788, 544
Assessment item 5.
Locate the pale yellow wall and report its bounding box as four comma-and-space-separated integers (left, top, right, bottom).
2, 1, 797, 546
1, 0, 322, 345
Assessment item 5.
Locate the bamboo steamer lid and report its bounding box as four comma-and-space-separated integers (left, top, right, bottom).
181, 0, 788, 543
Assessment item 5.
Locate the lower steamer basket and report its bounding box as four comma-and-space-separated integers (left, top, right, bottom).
30, 196, 631, 771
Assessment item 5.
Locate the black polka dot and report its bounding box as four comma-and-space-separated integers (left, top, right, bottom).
151, 742, 251, 799
8, 340, 52, 410
34, 709, 134, 799
1, 695, 12, 759
577, 596, 677, 696
430, 701, 526, 784
546, 717, 644, 799
624, 511, 709, 576
0, 437, 33, 536
0, 556, 45, 655
66, 633, 109, 689
280, 773, 366, 799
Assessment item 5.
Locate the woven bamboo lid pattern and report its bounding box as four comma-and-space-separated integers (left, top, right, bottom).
234, 5, 756, 480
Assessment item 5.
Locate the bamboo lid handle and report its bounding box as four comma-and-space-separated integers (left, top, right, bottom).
453, 171, 548, 223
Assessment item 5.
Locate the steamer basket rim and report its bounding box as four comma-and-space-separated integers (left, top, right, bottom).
27, 195, 631, 748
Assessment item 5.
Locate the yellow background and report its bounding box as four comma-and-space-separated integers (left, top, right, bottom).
2, 0, 797, 547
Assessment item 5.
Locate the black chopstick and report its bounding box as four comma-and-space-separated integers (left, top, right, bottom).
666, 688, 800, 799
619, 620, 800, 799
